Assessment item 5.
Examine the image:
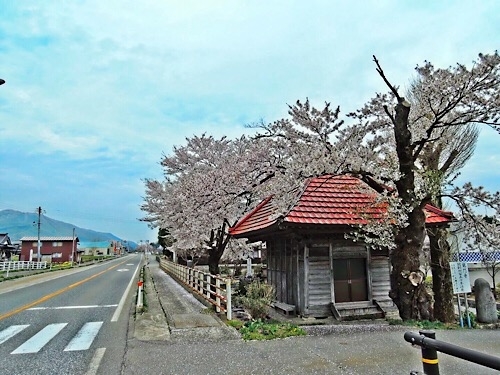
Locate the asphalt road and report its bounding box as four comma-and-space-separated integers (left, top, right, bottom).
2, 256, 499, 375
0, 254, 142, 375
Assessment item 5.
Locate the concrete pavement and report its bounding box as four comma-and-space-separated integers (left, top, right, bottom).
133, 260, 238, 342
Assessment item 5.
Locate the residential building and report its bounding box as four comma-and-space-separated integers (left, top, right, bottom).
20, 236, 79, 263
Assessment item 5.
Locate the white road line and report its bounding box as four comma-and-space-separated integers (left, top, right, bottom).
28, 305, 118, 311
85, 347, 106, 375
111, 261, 141, 322
11, 323, 67, 354
0, 325, 29, 344
64, 321, 103, 351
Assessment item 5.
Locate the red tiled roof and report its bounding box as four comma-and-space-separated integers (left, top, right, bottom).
229, 174, 455, 237
285, 175, 385, 225
424, 204, 455, 224
229, 196, 275, 236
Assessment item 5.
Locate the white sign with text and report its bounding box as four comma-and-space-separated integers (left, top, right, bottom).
450, 261, 471, 294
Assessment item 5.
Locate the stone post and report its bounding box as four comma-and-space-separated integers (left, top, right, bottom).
474, 278, 498, 324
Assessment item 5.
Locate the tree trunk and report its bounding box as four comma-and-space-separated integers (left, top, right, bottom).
207, 250, 221, 275
428, 228, 455, 322
390, 207, 433, 320
206, 222, 232, 275
490, 266, 498, 299
389, 98, 433, 320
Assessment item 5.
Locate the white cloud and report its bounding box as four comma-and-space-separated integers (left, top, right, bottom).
0, 0, 498, 241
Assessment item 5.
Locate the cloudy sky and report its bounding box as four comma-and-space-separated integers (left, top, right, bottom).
0, 1, 498, 242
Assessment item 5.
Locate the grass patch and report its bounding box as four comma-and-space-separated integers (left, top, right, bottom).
50, 262, 73, 270
387, 318, 456, 330
228, 319, 306, 341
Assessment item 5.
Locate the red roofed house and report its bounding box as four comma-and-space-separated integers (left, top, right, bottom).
229, 174, 454, 320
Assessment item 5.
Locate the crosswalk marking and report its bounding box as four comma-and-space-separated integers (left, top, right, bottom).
64, 322, 103, 351
1, 321, 104, 354
11, 323, 68, 354
0, 325, 29, 345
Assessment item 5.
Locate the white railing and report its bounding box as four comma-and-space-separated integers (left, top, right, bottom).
159, 258, 232, 320
0, 261, 48, 272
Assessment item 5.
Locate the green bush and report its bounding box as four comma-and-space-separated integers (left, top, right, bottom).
237, 319, 306, 341
234, 281, 274, 320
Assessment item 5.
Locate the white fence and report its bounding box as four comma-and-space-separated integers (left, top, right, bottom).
0, 261, 48, 272
159, 258, 232, 320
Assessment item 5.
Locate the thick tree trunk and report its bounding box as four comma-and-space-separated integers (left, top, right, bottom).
389, 98, 433, 320
428, 227, 455, 322
206, 222, 232, 275
207, 250, 221, 275
390, 207, 433, 320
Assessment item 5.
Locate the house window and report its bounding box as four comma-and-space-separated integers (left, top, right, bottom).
52, 253, 62, 258
52, 242, 63, 247
32, 242, 38, 247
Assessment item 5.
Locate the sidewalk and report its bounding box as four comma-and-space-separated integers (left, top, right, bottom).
133, 260, 239, 342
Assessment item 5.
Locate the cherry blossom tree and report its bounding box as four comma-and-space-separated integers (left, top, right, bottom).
142, 52, 500, 320
368, 53, 500, 320
405, 77, 480, 322
141, 134, 283, 274
253, 52, 500, 320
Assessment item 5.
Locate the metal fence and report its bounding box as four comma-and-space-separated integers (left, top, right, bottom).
405, 330, 500, 374
158, 258, 232, 320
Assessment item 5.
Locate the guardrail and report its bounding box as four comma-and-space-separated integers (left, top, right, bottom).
0, 261, 48, 272
158, 258, 232, 320
405, 330, 500, 374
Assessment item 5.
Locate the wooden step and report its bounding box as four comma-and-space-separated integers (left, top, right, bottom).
331, 302, 384, 320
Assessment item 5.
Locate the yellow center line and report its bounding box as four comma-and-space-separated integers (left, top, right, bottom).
0, 259, 130, 321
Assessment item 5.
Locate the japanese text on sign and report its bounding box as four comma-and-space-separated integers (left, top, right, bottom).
450, 261, 471, 294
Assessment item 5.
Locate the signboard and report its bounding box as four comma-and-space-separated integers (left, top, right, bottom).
450, 261, 471, 294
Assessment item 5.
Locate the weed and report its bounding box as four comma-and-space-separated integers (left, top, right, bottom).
234, 281, 274, 320
461, 311, 477, 328
231, 319, 306, 341
388, 319, 456, 330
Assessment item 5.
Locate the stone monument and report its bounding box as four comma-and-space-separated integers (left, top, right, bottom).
474, 278, 498, 324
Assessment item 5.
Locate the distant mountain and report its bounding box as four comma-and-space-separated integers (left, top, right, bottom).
0, 209, 128, 244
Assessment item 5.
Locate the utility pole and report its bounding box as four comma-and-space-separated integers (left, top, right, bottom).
37, 206, 42, 262
72, 227, 76, 267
